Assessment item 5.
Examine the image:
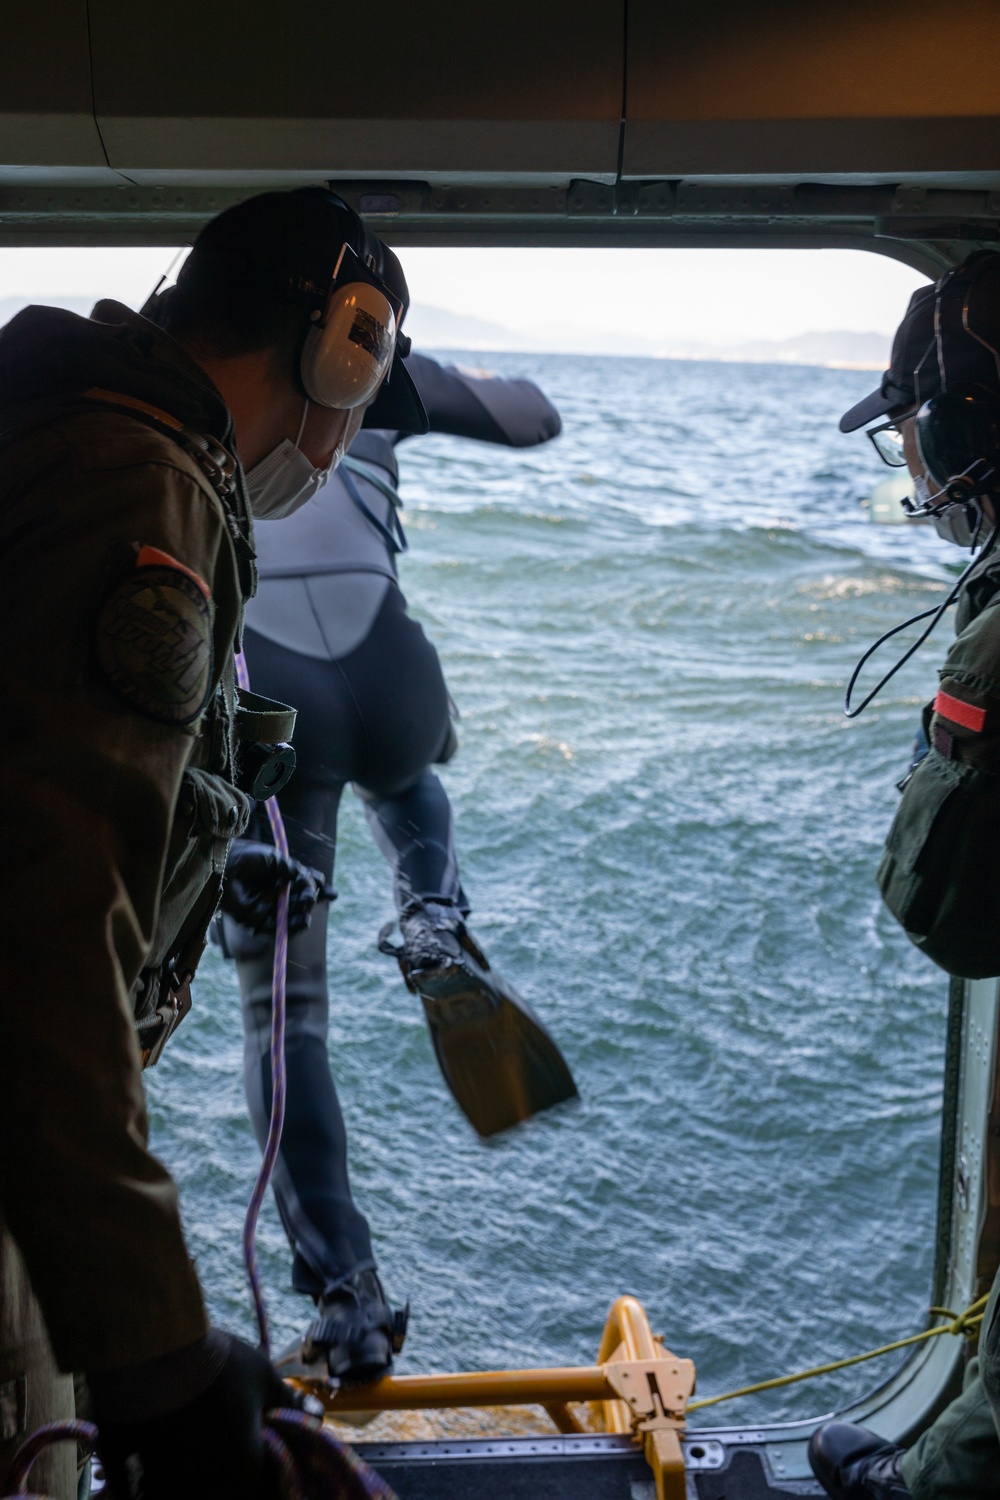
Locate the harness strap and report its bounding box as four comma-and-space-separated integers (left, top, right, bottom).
341, 460, 408, 556
77, 387, 258, 606
236, 686, 297, 744
342, 453, 403, 509
82, 385, 185, 430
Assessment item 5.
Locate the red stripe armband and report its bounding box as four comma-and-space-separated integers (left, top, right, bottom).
934, 689, 987, 733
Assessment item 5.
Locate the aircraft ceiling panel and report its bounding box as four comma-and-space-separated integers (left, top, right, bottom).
623, 0, 1000, 178
89, 1, 624, 182
0, 3, 116, 180
0, 0, 996, 252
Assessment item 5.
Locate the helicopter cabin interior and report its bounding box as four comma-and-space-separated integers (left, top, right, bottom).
1, 2, 998, 1495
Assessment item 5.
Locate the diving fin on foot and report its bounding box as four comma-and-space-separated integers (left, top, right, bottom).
379, 908, 578, 1138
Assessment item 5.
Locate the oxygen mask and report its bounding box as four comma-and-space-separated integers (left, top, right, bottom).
901, 473, 986, 549
931, 498, 986, 548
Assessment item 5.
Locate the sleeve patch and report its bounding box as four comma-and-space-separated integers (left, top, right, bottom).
97, 561, 214, 725
135, 545, 210, 598
934, 688, 987, 733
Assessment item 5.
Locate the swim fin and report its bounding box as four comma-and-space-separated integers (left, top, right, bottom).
379, 912, 578, 1138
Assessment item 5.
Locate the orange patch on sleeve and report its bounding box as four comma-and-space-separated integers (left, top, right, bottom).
135, 545, 211, 600
934, 688, 987, 733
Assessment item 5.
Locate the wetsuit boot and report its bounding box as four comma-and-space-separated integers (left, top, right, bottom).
808, 1424, 911, 1498
303, 1270, 409, 1383
398, 898, 471, 974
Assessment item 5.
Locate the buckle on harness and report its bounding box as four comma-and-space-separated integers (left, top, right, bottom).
138, 979, 193, 1068
235, 688, 298, 800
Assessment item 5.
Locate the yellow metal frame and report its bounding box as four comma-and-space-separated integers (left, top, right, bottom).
597, 1296, 696, 1500
297, 1295, 695, 1500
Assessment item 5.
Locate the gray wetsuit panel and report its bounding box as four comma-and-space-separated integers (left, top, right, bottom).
250, 457, 398, 660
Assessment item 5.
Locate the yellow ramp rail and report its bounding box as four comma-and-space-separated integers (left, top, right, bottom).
297, 1295, 695, 1500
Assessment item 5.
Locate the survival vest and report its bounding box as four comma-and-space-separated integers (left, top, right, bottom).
879, 563, 1000, 980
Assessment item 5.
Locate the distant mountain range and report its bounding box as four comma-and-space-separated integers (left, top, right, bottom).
662, 329, 890, 369
403, 303, 530, 353
406, 303, 891, 368
0, 295, 890, 370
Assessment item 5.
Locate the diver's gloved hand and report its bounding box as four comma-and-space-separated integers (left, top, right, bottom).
221, 839, 331, 936
91, 1330, 300, 1500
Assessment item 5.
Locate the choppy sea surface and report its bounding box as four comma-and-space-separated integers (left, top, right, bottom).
149, 352, 959, 1427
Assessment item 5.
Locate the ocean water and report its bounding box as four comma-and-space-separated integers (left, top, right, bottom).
148, 352, 960, 1427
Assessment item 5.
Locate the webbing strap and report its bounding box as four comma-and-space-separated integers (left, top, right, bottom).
82, 385, 185, 430
342, 454, 403, 509
341, 462, 408, 557
236, 687, 297, 744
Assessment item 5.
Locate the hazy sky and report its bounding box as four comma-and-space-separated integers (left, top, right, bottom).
400, 246, 927, 346
0, 243, 927, 350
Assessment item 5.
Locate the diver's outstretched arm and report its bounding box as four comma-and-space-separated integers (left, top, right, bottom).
391, 350, 562, 448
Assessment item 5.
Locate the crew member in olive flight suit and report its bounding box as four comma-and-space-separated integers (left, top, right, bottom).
0, 188, 425, 1500
808, 252, 1000, 1499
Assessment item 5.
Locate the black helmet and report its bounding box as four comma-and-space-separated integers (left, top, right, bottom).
173, 188, 428, 433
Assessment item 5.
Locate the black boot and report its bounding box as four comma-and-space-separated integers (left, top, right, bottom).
808, 1422, 912, 1499
302, 1270, 409, 1383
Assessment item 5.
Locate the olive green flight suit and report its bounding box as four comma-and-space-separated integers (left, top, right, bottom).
879, 545, 1000, 1495
878, 547, 1000, 980
0, 312, 255, 1493
0, 1222, 76, 1500
900, 1267, 1000, 1499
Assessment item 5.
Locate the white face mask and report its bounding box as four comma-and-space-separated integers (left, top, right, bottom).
245, 400, 345, 520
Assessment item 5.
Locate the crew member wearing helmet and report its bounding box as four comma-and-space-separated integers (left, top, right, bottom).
219, 351, 562, 1381
0, 187, 421, 1499
809, 251, 1000, 1499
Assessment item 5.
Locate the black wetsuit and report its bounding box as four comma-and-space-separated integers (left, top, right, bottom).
223, 353, 561, 1300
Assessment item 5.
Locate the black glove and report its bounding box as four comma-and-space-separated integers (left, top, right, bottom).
221, 839, 331, 936
93, 1331, 297, 1500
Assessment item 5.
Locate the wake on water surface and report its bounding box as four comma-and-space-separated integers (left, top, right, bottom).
148, 353, 958, 1425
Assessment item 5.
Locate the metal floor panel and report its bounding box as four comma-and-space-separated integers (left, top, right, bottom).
693, 1449, 824, 1498
355, 1435, 648, 1499
353, 1436, 826, 1499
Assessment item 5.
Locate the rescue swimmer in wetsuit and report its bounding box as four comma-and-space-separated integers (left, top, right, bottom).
808, 252, 1000, 1500
0, 187, 425, 1500
217, 353, 562, 1382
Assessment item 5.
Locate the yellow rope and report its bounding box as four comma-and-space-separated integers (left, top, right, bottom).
687, 1296, 989, 1414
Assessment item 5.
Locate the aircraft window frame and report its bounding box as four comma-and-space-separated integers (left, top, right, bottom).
1, 230, 995, 1484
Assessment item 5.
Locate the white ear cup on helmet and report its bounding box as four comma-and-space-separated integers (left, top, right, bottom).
300, 280, 397, 409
